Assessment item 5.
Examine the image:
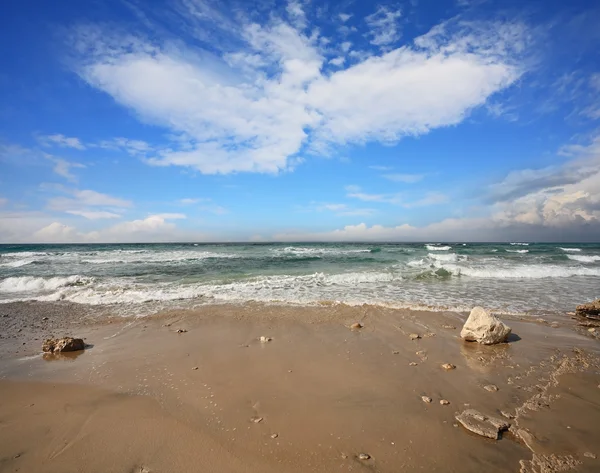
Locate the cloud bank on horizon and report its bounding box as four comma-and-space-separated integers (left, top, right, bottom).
1, 0, 600, 242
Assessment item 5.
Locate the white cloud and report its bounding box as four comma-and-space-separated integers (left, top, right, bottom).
98, 215, 177, 240
33, 222, 81, 242
66, 210, 122, 219
491, 136, 600, 227
151, 213, 187, 219
329, 56, 345, 66
70, 12, 526, 175
340, 41, 352, 52
365, 6, 403, 47
39, 134, 86, 150
382, 173, 424, 183
47, 189, 132, 211
24, 215, 191, 243
339, 13, 352, 23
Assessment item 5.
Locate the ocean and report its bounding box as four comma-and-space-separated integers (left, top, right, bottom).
0, 242, 599, 317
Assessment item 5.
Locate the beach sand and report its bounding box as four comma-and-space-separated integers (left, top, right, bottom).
0, 303, 599, 473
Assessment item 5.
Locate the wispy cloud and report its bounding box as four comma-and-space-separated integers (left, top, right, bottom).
198, 205, 228, 215
45, 187, 132, 222
47, 157, 86, 183
365, 6, 403, 47
300, 201, 377, 217
286, 0, 307, 30
179, 197, 211, 205
382, 173, 424, 183
39, 134, 86, 150
346, 186, 447, 207
66, 210, 122, 219
152, 213, 187, 220
347, 190, 402, 204
97, 137, 152, 155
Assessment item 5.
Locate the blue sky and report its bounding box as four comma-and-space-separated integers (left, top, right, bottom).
1, 0, 600, 242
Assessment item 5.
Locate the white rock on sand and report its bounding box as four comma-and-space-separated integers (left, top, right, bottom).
460, 307, 511, 345
455, 409, 510, 439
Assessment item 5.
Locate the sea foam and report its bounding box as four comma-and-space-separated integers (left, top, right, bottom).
0, 275, 92, 293
567, 255, 600, 263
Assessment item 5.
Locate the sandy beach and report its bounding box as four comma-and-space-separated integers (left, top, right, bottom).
0, 302, 599, 473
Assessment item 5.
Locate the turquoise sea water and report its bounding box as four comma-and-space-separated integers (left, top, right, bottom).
1, 242, 599, 316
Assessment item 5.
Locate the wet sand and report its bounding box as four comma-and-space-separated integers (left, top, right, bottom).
0, 303, 599, 473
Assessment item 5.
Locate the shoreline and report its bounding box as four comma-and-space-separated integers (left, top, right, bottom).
0, 302, 599, 472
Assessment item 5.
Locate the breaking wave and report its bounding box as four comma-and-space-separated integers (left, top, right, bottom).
560, 248, 581, 252
0, 275, 93, 293
425, 245, 451, 251
567, 255, 600, 263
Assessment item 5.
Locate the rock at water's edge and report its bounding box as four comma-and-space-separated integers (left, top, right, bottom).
576, 300, 600, 320
460, 307, 511, 345
42, 337, 85, 353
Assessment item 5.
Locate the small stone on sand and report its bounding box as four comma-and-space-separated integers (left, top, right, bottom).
422, 396, 432, 403
192, 366, 198, 370
350, 322, 363, 329
442, 324, 456, 329
440, 399, 450, 405
176, 329, 187, 333
358, 453, 371, 460
392, 350, 400, 354
260, 336, 272, 343
455, 409, 510, 440
409, 333, 421, 340
251, 416, 263, 423
441, 363, 456, 370
484, 384, 499, 392
270, 433, 278, 439
588, 328, 596, 333
409, 362, 418, 366
584, 452, 596, 459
